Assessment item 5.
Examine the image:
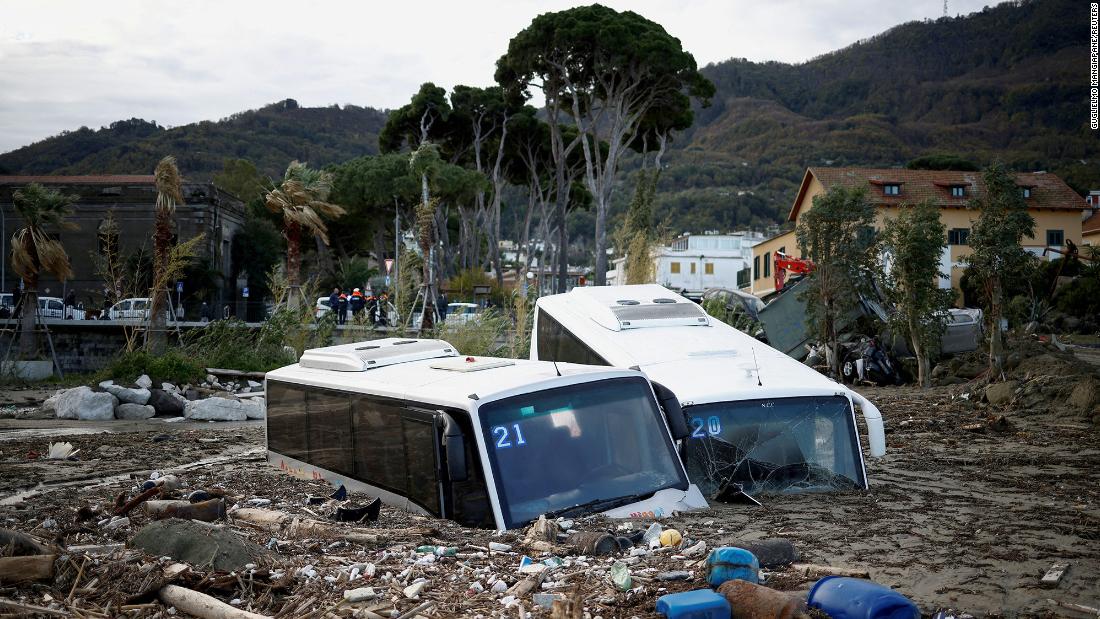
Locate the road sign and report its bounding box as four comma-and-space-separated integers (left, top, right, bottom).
176, 281, 184, 293
384, 258, 394, 274
242, 286, 250, 298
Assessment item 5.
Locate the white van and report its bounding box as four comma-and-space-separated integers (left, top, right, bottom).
265, 338, 706, 530
107, 298, 151, 320
38, 296, 85, 320
531, 284, 886, 497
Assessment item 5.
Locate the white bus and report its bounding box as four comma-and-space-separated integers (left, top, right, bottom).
530, 285, 886, 497
265, 338, 706, 530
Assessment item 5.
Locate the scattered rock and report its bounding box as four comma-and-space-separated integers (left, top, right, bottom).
184, 397, 246, 422
247, 380, 262, 390
129, 519, 268, 571
162, 382, 179, 393
103, 384, 151, 405
148, 389, 186, 416
116, 403, 156, 420
240, 398, 265, 420
984, 381, 1018, 406
54, 387, 117, 421
135, 374, 153, 389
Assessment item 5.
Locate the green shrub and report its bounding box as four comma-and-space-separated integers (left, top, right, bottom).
106, 350, 204, 385
432, 310, 508, 358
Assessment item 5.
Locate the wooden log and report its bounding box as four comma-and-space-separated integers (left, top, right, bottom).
0, 597, 70, 617
790, 563, 870, 579
0, 554, 55, 584
114, 486, 160, 517
159, 584, 271, 619
232, 508, 292, 527
206, 368, 267, 380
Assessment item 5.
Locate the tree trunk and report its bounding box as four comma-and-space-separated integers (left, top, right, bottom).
17, 286, 37, 359
989, 278, 1004, 377
148, 208, 172, 354
286, 221, 301, 310
594, 202, 608, 286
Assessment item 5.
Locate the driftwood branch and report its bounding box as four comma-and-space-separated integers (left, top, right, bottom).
159, 584, 271, 619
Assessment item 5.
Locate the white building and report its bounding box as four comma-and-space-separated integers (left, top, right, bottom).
608, 231, 765, 299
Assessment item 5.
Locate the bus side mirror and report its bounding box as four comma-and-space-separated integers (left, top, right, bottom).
441, 413, 468, 482
652, 382, 689, 441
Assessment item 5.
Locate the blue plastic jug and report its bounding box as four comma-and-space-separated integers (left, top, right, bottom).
655, 589, 731, 619
705, 547, 759, 587
807, 576, 920, 619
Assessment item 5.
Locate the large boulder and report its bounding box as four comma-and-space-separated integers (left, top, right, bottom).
129, 519, 268, 571
55, 387, 117, 421
116, 403, 155, 420
148, 388, 186, 416
985, 381, 1018, 406
40, 389, 66, 416
135, 374, 153, 389
240, 398, 265, 420
184, 397, 246, 421
103, 384, 151, 405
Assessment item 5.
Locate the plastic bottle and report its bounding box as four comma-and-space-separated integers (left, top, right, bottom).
415, 545, 457, 557
610, 561, 632, 591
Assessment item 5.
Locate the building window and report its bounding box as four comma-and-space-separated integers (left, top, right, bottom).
753, 256, 760, 279
1046, 229, 1064, 247
1021, 187, 1032, 198
947, 228, 970, 246
763, 252, 771, 278
883, 184, 901, 196
950, 186, 965, 197
690, 262, 696, 274
705, 263, 714, 275
670, 262, 681, 274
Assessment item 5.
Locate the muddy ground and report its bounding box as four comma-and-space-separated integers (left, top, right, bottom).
0, 379, 1097, 618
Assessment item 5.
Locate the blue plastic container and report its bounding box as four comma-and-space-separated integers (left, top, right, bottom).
807, 576, 920, 619
655, 589, 731, 619
705, 547, 760, 587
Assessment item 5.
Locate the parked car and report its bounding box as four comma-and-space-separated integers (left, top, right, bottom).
315, 296, 333, 319
414, 302, 481, 328
37, 296, 85, 320
107, 297, 151, 320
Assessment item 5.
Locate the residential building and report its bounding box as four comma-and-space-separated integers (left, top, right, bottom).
609, 231, 764, 299
0, 175, 245, 310
746, 167, 1090, 299
1084, 210, 1100, 246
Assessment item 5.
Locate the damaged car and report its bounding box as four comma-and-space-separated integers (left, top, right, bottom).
264, 338, 706, 531
531, 285, 886, 499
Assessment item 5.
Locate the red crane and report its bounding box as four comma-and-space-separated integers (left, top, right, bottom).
774, 251, 815, 292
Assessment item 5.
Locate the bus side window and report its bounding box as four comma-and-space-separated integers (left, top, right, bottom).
536, 311, 608, 366
306, 390, 354, 478
353, 398, 408, 497
267, 382, 308, 463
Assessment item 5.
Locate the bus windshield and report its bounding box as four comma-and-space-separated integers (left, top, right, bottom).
683, 395, 865, 496
478, 377, 687, 529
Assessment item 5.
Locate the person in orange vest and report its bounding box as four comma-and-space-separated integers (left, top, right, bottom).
350, 288, 365, 318
336, 292, 348, 325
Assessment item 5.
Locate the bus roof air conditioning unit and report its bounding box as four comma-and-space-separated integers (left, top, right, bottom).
298, 338, 457, 371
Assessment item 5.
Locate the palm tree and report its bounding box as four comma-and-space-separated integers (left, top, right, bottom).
264, 161, 345, 309
149, 156, 182, 353
10, 183, 76, 357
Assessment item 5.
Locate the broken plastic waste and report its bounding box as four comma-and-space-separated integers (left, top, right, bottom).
706, 547, 760, 587
568, 531, 619, 556
518, 555, 564, 574
415, 545, 457, 557
335, 497, 382, 523
642, 522, 664, 548
610, 561, 632, 591
329, 485, 347, 501
187, 490, 213, 503
656, 589, 730, 619
807, 576, 920, 619
731, 538, 800, 569
656, 571, 692, 581
46, 441, 79, 460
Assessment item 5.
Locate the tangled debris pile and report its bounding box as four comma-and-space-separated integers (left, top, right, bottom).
0, 459, 894, 619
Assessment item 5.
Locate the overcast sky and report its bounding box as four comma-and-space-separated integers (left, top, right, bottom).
0, 0, 998, 154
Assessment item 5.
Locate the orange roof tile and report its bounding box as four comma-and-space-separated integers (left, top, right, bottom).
789, 167, 1087, 221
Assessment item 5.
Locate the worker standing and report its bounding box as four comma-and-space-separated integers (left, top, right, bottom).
337, 292, 349, 325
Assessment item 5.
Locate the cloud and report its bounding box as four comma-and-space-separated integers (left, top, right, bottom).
0, 0, 1000, 153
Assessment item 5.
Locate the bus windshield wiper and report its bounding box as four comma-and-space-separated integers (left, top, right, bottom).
543, 491, 653, 520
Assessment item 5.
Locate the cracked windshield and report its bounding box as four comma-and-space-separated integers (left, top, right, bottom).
684, 395, 865, 495
478, 377, 687, 529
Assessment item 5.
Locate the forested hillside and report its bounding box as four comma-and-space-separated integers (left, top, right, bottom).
0, 100, 388, 181
0, 0, 1092, 235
